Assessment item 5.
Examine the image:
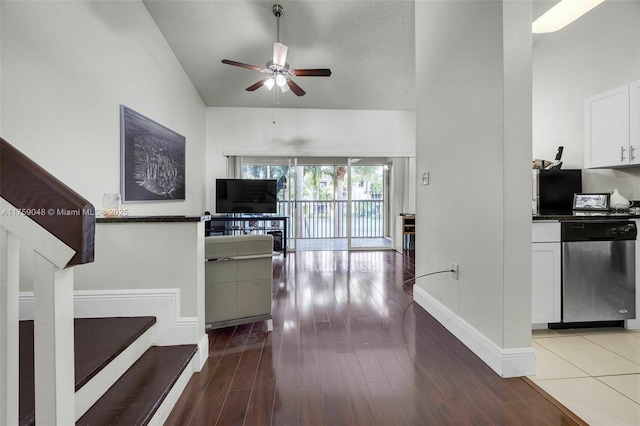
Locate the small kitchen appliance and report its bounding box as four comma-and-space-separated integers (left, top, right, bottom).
533, 169, 582, 214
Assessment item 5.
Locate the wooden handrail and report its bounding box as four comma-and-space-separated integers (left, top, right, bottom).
0, 138, 94, 267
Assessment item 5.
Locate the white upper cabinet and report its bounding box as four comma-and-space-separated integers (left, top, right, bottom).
584, 83, 633, 168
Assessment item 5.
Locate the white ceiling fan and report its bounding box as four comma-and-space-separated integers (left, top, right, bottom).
221, 4, 332, 97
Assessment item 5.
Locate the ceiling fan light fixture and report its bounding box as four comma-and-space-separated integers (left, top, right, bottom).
275, 73, 287, 87
220, 4, 331, 97
264, 78, 275, 91
532, 0, 605, 33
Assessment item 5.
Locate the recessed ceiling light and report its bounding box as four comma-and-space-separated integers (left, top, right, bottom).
532, 0, 605, 33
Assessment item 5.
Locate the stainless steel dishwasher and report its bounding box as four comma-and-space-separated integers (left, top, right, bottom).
561, 221, 637, 323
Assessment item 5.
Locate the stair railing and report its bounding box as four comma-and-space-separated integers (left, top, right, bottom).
0, 138, 95, 425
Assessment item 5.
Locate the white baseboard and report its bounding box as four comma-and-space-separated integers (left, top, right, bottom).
20, 289, 198, 346
412, 285, 536, 378
625, 318, 640, 330
193, 333, 209, 372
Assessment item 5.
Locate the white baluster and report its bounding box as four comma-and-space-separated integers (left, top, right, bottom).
33, 253, 75, 426
0, 229, 20, 426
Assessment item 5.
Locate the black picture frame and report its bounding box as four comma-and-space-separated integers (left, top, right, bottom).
572, 193, 610, 211
120, 105, 185, 202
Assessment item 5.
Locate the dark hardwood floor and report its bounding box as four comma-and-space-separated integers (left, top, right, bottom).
166, 250, 584, 426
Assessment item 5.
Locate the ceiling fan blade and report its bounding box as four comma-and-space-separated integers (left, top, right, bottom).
291, 69, 332, 77
287, 79, 306, 96
221, 59, 263, 72
246, 79, 270, 91
273, 42, 288, 67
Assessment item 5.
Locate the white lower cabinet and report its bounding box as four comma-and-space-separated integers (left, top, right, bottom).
532, 242, 561, 324
532, 223, 561, 324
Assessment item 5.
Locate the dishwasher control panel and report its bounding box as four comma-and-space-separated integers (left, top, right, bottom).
610, 223, 636, 236
561, 221, 637, 241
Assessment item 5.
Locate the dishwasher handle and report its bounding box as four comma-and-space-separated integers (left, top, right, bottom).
584, 236, 631, 241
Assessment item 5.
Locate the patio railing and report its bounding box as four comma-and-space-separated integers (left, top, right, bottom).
277, 200, 383, 239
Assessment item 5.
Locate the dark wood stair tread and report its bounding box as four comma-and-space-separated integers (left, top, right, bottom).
19, 316, 156, 426
76, 344, 197, 426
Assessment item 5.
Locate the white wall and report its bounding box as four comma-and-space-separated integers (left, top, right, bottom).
17, 221, 203, 320
206, 107, 416, 207
415, 0, 532, 375
1, 1, 207, 216
74, 222, 204, 319
533, 0, 640, 197
2, 0, 208, 336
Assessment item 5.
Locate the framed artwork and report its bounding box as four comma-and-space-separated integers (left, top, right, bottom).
120, 105, 185, 202
572, 193, 610, 211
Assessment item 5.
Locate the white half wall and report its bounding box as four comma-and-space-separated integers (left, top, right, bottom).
533, 0, 640, 196
73, 221, 205, 322
73, 220, 205, 360
205, 107, 416, 207
18, 220, 206, 345
1, 0, 207, 216
415, 0, 533, 376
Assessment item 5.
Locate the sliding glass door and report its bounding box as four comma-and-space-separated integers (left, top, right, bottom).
296, 161, 348, 250
236, 156, 391, 251
347, 159, 390, 250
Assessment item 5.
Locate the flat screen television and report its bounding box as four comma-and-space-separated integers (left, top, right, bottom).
215, 179, 277, 214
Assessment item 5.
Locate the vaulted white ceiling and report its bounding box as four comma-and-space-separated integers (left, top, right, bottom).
143, 0, 567, 111
143, 0, 416, 111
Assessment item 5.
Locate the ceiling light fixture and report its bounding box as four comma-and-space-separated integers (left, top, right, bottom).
264, 78, 275, 91
275, 74, 287, 87
532, 0, 605, 33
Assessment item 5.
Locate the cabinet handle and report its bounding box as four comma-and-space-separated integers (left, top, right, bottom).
632, 146, 636, 161
621, 146, 627, 162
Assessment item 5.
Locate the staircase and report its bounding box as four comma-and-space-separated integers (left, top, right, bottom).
19, 317, 197, 425
2, 138, 203, 425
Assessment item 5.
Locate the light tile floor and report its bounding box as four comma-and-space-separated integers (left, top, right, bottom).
530, 327, 640, 425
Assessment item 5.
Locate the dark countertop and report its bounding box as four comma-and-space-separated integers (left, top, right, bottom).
209, 214, 289, 219
97, 215, 210, 223
533, 211, 640, 221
